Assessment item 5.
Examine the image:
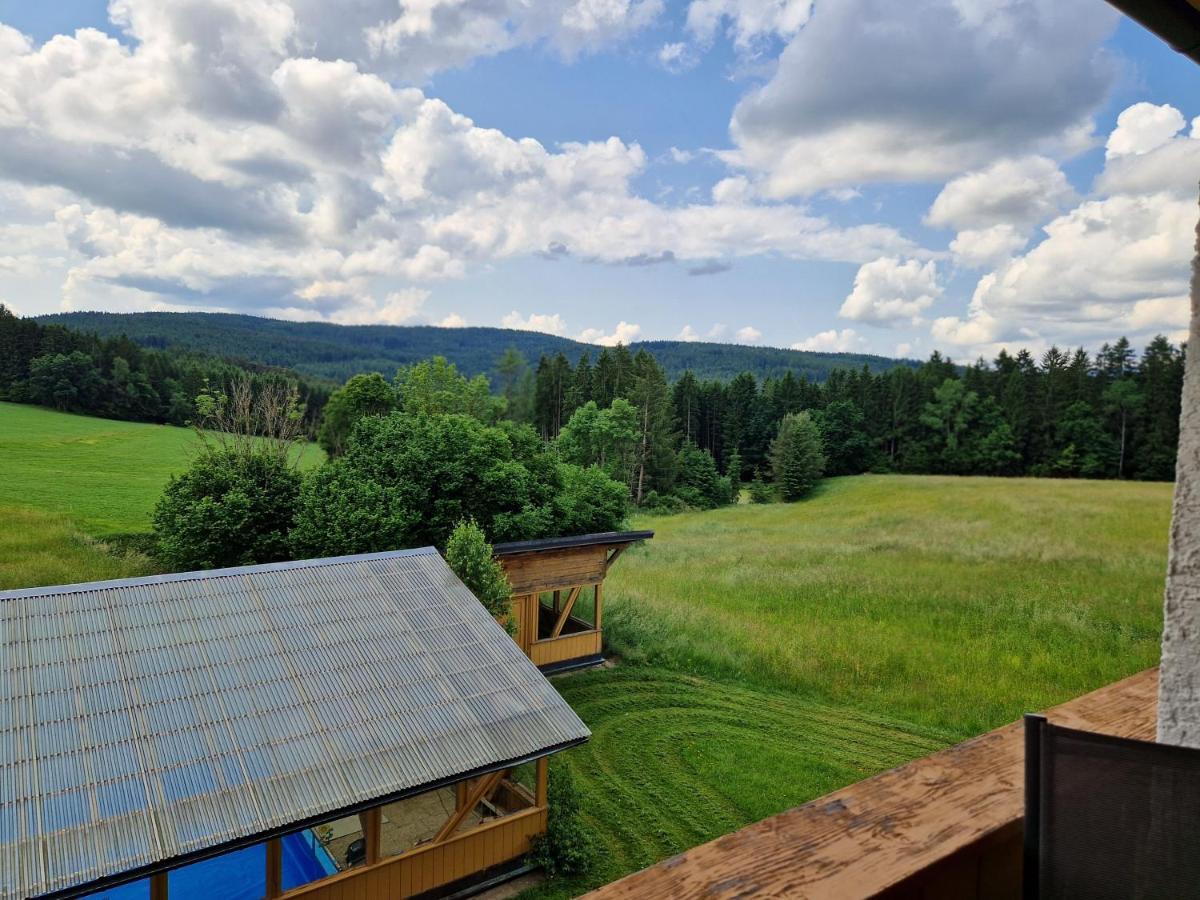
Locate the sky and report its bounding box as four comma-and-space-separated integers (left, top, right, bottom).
0, 0, 1195, 361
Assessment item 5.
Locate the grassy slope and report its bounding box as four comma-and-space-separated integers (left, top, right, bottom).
0, 506, 152, 591
606, 474, 1170, 738
523, 475, 1170, 897
0, 402, 320, 535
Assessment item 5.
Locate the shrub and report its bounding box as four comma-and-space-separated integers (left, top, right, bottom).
292, 412, 629, 557
529, 761, 596, 878
445, 520, 513, 627
748, 469, 774, 504
553, 464, 629, 534
672, 442, 731, 509
153, 449, 301, 570
317, 372, 397, 456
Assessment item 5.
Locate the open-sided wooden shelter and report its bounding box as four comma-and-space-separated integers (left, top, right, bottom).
0, 548, 589, 900
493, 531, 653, 673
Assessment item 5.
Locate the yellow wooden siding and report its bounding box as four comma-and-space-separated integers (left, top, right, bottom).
530, 630, 601, 666
281, 807, 547, 900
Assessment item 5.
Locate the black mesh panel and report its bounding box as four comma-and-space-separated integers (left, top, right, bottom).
1035, 722, 1200, 899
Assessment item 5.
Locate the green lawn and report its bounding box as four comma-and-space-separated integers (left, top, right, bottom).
0, 402, 321, 536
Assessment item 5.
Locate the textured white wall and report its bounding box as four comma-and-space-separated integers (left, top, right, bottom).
1158, 192, 1200, 746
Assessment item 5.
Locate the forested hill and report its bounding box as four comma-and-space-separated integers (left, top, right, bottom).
37, 311, 912, 383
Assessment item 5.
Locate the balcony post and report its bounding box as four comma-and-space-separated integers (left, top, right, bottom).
1159, 187, 1200, 746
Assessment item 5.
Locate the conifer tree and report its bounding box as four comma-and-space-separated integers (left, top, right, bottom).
770, 412, 826, 501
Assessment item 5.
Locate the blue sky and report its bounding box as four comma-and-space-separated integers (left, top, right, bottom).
0, 0, 1195, 360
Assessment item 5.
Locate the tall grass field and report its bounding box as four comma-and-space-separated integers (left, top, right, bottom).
0, 402, 1173, 897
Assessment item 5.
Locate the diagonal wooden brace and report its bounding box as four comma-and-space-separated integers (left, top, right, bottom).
433, 770, 505, 843
550, 585, 582, 638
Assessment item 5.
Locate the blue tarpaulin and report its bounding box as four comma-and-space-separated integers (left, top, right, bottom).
86, 831, 337, 900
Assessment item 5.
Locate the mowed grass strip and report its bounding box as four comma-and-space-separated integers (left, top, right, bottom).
522, 666, 950, 899
0, 505, 154, 591
0, 402, 321, 535
605, 474, 1171, 738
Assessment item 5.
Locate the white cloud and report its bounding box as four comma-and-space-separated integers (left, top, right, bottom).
579, 321, 641, 345
1106, 102, 1186, 158
657, 42, 696, 72
949, 225, 1029, 268
706, 323, 727, 339
839, 258, 941, 327
285, 0, 663, 82
926, 156, 1074, 232
792, 328, 863, 352
501, 310, 568, 334
342, 288, 430, 325
735, 325, 762, 343
933, 102, 1198, 357
677, 324, 701, 341
0, 8, 921, 322
895, 342, 914, 357
438, 312, 468, 327
686, 0, 812, 49
727, 0, 1117, 197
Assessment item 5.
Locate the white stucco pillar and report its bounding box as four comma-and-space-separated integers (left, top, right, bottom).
1158, 190, 1200, 746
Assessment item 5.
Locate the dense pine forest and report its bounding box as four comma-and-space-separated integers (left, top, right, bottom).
511, 336, 1184, 498
0, 305, 330, 432
36, 310, 910, 383
3, 305, 1184, 493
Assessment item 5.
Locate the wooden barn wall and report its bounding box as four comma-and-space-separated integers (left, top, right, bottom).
498, 547, 607, 594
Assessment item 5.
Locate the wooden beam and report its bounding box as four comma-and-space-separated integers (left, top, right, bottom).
605, 545, 628, 570
433, 771, 504, 843
360, 806, 382, 866
594, 582, 603, 631
150, 873, 168, 900
265, 837, 282, 899
536, 756, 549, 808
550, 585, 582, 638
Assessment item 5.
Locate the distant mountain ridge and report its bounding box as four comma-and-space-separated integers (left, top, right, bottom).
36, 311, 915, 383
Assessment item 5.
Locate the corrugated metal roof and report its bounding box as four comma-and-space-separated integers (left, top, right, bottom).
0, 548, 590, 900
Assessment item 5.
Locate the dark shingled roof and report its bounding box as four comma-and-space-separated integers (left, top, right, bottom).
0, 548, 589, 900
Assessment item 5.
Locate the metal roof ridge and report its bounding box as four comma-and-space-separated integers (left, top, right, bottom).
0, 545, 440, 602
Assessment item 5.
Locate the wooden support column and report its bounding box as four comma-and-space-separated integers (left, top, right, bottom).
550, 585, 582, 638
536, 757, 549, 808
433, 771, 504, 843
150, 872, 168, 900
360, 806, 382, 866
456, 779, 469, 810
594, 582, 603, 631
266, 837, 282, 899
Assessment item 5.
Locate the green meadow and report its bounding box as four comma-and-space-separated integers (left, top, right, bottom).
0, 402, 1173, 896
0, 401, 322, 536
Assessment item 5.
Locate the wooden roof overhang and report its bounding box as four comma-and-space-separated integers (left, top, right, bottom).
1105, 0, 1200, 63
493, 530, 653, 596
492, 530, 655, 558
